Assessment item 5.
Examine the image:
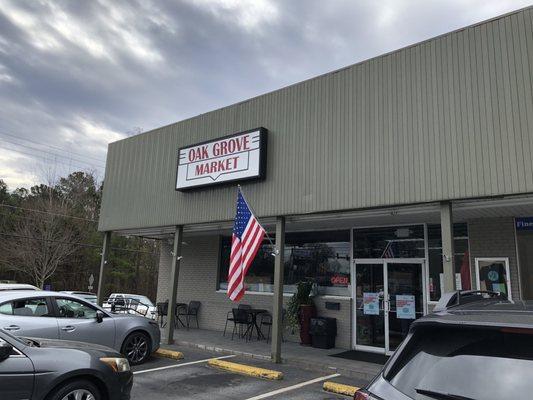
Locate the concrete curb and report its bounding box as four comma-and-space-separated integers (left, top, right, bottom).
154, 348, 184, 360
323, 381, 359, 397
207, 358, 284, 380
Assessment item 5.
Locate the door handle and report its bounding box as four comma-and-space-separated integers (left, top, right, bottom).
61, 326, 75, 332
3, 325, 20, 331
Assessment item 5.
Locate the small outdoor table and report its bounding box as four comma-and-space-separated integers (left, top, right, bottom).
246, 309, 268, 340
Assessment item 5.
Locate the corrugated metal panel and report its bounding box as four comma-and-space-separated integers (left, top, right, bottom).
99, 7, 533, 231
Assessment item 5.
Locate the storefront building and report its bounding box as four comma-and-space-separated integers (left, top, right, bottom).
98, 7, 533, 355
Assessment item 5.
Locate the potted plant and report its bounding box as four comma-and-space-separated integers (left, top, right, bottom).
287, 280, 317, 345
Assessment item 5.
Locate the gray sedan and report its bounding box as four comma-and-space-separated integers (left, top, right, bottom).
0, 290, 160, 364
0, 328, 133, 400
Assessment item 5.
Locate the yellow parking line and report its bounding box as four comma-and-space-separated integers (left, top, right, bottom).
207, 358, 283, 380
155, 348, 184, 360
323, 381, 360, 397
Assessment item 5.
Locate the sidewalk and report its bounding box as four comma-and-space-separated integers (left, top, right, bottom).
160, 328, 382, 381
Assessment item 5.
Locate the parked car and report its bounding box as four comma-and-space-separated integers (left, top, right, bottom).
62, 291, 98, 304
0, 290, 160, 364
0, 283, 39, 291
103, 293, 157, 320
0, 328, 132, 400
355, 291, 533, 399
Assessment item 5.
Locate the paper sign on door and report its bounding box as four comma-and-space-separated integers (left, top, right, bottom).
396, 295, 416, 319
363, 292, 380, 315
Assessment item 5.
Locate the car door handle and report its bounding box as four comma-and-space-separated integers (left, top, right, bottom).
3, 325, 20, 331
61, 326, 75, 332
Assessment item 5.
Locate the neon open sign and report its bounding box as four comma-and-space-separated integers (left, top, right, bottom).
176, 128, 267, 190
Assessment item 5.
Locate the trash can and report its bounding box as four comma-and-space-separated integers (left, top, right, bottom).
309, 317, 337, 349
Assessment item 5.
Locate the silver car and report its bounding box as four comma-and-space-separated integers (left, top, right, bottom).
0, 290, 160, 364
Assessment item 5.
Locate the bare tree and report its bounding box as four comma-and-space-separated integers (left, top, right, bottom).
0, 188, 82, 288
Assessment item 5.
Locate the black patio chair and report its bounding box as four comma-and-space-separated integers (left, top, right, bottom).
259, 309, 286, 343
156, 301, 168, 327
177, 301, 201, 330
223, 304, 251, 337
231, 308, 253, 341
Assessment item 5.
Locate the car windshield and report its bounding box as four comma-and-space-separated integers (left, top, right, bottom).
0, 328, 30, 346
80, 295, 97, 303
386, 325, 533, 399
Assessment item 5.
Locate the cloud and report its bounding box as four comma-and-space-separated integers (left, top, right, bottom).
184, 0, 280, 32
0, 0, 531, 190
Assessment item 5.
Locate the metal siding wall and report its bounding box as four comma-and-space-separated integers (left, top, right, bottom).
99, 8, 533, 231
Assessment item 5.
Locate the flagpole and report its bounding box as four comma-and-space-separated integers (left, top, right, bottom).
237, 185, 279, 255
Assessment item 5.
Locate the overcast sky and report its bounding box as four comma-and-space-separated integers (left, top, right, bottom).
0, 0, 531, 189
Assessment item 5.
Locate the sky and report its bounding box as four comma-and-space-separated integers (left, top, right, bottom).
0, 0, 531, 189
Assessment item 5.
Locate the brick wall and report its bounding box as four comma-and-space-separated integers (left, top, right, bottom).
467, 217, 520, 300
156, 235, 352, 349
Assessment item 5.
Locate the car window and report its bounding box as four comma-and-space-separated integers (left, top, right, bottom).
0, 298, 51, 317
56, 298, 97, 319
386, 325, 533, 399
0, 303, 13, 315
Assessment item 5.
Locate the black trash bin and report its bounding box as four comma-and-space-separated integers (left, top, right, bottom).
309, 317, 337, 349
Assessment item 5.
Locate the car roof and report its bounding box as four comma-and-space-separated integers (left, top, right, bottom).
0, 283, 39, 290
416, 299, 533, 329
63, 291, 96, 295
0, 290, 93, 302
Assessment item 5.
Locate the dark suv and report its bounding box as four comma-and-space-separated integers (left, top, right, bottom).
356, 291, 533, 400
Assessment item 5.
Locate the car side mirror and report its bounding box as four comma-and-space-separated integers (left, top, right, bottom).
0, 341, 13, 361
96, 310, 104, 323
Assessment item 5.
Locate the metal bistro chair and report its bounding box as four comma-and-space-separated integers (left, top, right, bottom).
231, 308, 253, 341
156, 301, 168, 327
177, 301, 201, 330
259, 309, 286, 343
223, 304, 251, 337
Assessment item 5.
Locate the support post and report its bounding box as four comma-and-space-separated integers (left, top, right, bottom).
440, 201, 456, 293
165, 225, 183, 345
271, 216, 285, 363
97, 231, 111, 306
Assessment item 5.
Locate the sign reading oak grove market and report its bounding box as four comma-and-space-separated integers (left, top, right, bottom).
176, 128, 267, 190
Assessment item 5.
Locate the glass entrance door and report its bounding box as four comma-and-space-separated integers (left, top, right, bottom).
354, 260, 425, 354
354, 263, 386, 351
386, 262, 424, 352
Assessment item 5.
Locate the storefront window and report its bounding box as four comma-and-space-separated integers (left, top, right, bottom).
353, 225, 425, 259
427, 223, 470, 301
218, 230, 351, 296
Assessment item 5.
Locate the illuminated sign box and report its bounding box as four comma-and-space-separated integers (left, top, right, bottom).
176, 127, 267, 190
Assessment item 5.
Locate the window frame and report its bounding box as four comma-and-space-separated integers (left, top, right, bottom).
474, 257, 512, 299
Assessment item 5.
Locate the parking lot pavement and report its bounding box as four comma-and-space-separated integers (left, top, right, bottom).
131, 347, 368, 400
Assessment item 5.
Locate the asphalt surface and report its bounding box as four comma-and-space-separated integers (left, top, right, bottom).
131, 347, 369, 400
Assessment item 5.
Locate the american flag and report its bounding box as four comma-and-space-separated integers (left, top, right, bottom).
227, 188, 266, 302
381, 241, 394, 258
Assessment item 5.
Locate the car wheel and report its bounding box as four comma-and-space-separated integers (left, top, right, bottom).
122, 331, 151, 365
47, 379, 101, 400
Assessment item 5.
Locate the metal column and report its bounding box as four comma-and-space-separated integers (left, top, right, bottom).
96, 231, 111, 306
440, 202, 456, 293
271, 216, 285, 363
164, 225, 183, 345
